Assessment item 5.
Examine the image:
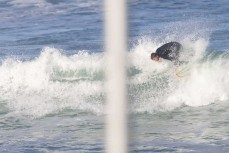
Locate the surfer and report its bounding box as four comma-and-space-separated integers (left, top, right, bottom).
151, 42, 182, 65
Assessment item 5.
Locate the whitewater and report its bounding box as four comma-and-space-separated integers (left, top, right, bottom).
1, 24, 226, 118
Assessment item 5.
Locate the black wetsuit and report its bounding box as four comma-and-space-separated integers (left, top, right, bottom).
156, 42, 182, 62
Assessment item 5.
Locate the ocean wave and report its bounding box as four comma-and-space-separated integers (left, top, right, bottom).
1, 21, 229, 117
0, 47, 105, 118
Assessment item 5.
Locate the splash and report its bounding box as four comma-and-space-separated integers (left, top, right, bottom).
1, 19, 227, 118
0, 47, 105, 118
1, 40, 228, 118
129, 36, 229, 113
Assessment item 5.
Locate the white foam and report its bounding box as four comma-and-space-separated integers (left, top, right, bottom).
129, 36, 229, 114
1, 38, 228, 117
1, 19, 223, 117
0, 47, 105, 118
168, 56, 229, 107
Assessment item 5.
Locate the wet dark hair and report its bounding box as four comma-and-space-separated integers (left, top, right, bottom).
151, 53, 158, 59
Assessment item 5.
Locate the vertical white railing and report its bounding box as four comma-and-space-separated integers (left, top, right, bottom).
104, 0, 128, 153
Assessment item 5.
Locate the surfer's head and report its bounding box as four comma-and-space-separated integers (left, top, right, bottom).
151, 53, 160, 61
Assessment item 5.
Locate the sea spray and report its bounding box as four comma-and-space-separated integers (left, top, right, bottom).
1, 38, 221, 118
0, 21, 224, 117
0, 47, 105, 117
129, 42, 229, 113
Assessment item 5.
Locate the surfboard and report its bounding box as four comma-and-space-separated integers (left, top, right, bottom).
175, 64, 191, 78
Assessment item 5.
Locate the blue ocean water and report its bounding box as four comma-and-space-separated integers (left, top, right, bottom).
0, 0, 229, 152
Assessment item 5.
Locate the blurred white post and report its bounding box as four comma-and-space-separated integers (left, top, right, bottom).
104, 0, 128, 152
